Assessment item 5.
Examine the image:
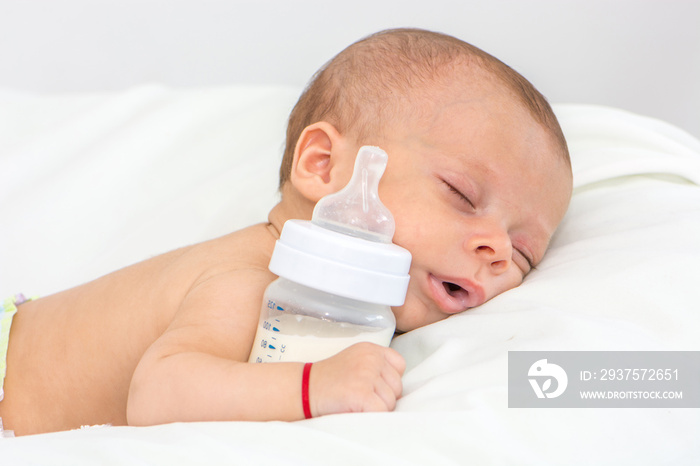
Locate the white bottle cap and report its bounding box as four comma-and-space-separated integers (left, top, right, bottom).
269, 146, 412, 306
269, 220, 411, 305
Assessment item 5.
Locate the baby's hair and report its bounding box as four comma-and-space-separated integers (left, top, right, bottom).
279, 28, 569, 188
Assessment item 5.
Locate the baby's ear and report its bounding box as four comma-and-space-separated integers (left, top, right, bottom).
290, 122, 355, 202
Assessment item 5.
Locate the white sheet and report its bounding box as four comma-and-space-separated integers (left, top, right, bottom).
1, 85, 699, 464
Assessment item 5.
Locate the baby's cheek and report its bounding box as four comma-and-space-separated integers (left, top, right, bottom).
391, 216, 434, 251
491, 272, 525, 299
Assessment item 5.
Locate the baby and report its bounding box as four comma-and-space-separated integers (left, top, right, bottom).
0, 28, 572, 435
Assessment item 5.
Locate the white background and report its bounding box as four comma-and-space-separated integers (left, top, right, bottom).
1, 0, 698, 138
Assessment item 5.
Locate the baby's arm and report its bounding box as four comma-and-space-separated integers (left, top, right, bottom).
126, 269, 404, 425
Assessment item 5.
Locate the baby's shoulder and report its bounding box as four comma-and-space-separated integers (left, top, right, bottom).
170, 223, 279, 321
184, 223, 277, 280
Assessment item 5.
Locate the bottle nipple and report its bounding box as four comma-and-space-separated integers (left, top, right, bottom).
312, 146, 395, 243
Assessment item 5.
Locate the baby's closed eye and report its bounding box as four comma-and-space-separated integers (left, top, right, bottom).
443, 181, 475, 210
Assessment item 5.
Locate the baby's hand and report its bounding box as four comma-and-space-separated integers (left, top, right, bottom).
309, 342, 405, 417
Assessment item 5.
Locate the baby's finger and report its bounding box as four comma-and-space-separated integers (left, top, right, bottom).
381, 363, 403, 399
373, 380, 399, 412
384, 347, 406, 375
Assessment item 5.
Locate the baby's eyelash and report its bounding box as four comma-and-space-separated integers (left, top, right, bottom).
516, 249, 536, 272
444, 181, 475, 209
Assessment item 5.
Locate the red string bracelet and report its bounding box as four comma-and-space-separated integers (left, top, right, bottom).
302, 362, 313, 419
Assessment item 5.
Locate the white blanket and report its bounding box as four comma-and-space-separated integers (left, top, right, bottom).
1, 85, 699, 464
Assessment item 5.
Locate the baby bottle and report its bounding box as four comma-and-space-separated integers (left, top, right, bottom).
248, 146, 412, 363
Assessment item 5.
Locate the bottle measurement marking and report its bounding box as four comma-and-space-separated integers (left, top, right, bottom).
249, 314, 394, 363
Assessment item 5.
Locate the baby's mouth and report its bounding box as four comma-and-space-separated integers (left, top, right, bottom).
444, 281, 468, 298
428, 274, 485, 314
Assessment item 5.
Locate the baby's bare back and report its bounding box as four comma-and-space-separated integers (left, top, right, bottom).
0, 223, 277, 435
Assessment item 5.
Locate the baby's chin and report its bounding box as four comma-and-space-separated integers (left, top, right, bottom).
391, 297, 449, 334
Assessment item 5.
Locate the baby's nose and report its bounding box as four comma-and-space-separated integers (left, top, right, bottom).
466, 228, 512, 273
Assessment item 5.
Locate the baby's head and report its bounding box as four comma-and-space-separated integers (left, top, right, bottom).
277, 28, 573, 332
